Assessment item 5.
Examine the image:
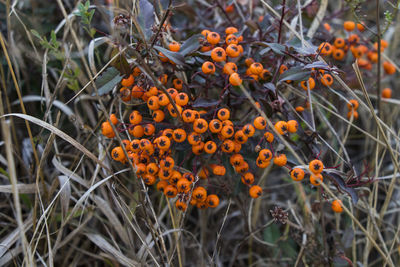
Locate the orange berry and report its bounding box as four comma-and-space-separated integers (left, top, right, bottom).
193, 118, 208, 133
209, 119, 222, 133
290, 168, 305, 181
120, 87, 131, 102
234, 130, 248, 144
347, 99, 359, 110
225, 26, 238, 35
333, 38, 345, 48
223, 62, 238, 75
169, 41, 180, 52
309, 159, 323, 174
256, 157, 270, 168
259, 149, 272, 161
156, 180, 168, 192
348, 34, 360, 44
131, 85, 144, 98
332, 199, 344, 213
274, 121, 288, 135
212, 164, 226, 176
245, 58, 255, 67
159, 51, 169, 62
323, 23, 331, 31
143, 123, 155, 136
382, 88, 392, 99
242, 124, 255, 137
253, 116, 267, 130
182, 109, 195, 123
249, 185, 262, 198
211, 47, 227, 62
225, 34, 238, 45
129, 110, 142, 125
202, 61, 216, 74
217, 108, 230, 121
273, 154, 287, 166
343, 21, 355, 31
320, 74, 333, 86
147, 95, 160, 110
279, 64, 288, 74
264, 132, 274, 143
173, 128, 187, 143
310, 173, 323, 186
287, 120, 298, 133
357, 23, 365, 31
188, 131, 202, 146
201, 29, 210, 37
226, 44, 240, 57
229, 73, 242, 86
175, 92, 189, 106
177, 178, 191, 193
332, 48, 345, 60
158, 93, 170, 106
121, 74, 134, 87
193, 187, 207, 202
101, 121, 115, 138
318, 42, 332, 56
295, 106, 305, 112
249, 63, 264, 75
207, 32, 220, 45
111, 146, 126, 162
347, 110, 359, 120
129, 125, 144, 138
109, 114, 118, 125
383, 61, 396, 75
204, 141, 217, 154
300, 77, 315, 90
157, 135, 171, 151
173, 78, 183, 90
164, 185, 178, 198
221, 139, 235, 153
167, 103, 182, 118
206, 194, 220, 208
241, 172, 255, 185
175, 199, 188, 211
152, 109, 165, 123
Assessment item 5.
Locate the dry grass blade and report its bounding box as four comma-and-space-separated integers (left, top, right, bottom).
1, 113, 109, 170
85, 233, 139, 266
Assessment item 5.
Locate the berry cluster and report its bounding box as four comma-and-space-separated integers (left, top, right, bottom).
100, 22, 359, 213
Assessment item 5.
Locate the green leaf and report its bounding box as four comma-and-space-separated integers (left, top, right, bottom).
179, 34, 203, 56
154, 45, 186, 65
31, 29, 43, 41
95, 67, 123, 96
278, 67, 311, 82
263, 223, 280, 243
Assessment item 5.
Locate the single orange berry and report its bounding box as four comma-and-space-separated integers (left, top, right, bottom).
175, 92, 189, 106
101, 121, 115, 138
204, 141, 217, 154
323, 23, 331, 31
320, 74, 333, 86
347, 99, 359, 110
109, 114, 118, 125
129, 110, 142, 125
249, 63, 264, 75
241, 172, 255, 185
273, 154, 287, 166
121, 74, 134, 87
225, 26, 238, 35
175, 199, 188, 211
332, 49, 345, 60
225, 34, 238, 45
193, 118, 208, 133
111, 146, 126, 162
310, 173, 323, 186
207, 32, 220, 45
147, 95, 160, 110
202, 61, 216, 74
383, 61, 396, 75
287, 120, 298, 133
226, 44, 240, 57
300, 77, 315, 90
242, 123, 255, 137
274, 121, 288, 135
382, 88, 392, 99
193, 187, 207, 202
120, 87, 131, 102
264, 132, 274, 143
249, 185, 262, 198
332, 199, 344, 213
217, 108, 230, 121
164, 185, 178, 198
152, 109, 165, 123
309, 159, 323, 174
290, 168, 305, 181
207, 194, 220, 208
318, 42, 332, 56
223, 62, 238, 75
333, 38, 345, 48
229, 73, 242, 86
211, 47, 227, 62
347, 110, 359, 119
173, 128, 187, 143
259, 149, 272, 161
357, 23, 365, 31
253, 116, 267, 130
343, 21, 356, 31
169, 41, 180, 52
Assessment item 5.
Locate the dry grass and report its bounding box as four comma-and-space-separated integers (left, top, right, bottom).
0, 0, 399, 266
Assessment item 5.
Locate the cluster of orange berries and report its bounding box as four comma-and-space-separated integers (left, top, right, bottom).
320, 20, 396, 75
100, 22, 350, 214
